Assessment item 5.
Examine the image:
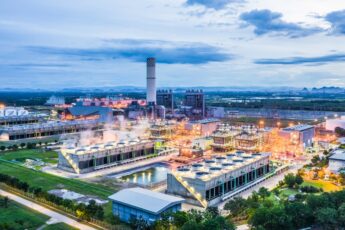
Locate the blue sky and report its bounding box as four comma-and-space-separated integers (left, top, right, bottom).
1, 0, 345, 89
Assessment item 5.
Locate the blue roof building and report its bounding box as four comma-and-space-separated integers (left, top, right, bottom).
108, 187, 184, 224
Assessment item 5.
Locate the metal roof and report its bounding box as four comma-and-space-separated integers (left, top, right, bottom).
108, 187, 184, 214
282, 124, 314, 132
329, 149, 345, 161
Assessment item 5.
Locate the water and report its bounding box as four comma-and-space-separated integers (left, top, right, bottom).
119, 164, 169, 185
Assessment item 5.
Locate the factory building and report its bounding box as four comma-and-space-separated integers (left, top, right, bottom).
62, 106, 114, 123
184, 89, 205, 119
146, 57, 156, 106
185, 119, 220, 136
149, 121, 175, 141
0, 115, 46, 126
279, 124, 315, 148
167, 152, 271, 207
109, 187, 184, 224
0, 120, 102, 141
157, 90, 174, 112
325, 116, 345, 131
58, 139, 156, 173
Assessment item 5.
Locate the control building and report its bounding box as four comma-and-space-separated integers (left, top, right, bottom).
167, 151, 271, 207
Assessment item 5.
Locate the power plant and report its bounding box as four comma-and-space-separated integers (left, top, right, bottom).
146, 57, 156, 106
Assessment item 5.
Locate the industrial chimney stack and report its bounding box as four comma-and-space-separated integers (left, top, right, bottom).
146, 57, 156, 105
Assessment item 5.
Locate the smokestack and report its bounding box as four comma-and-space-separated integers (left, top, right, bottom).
146, 57, 156, 106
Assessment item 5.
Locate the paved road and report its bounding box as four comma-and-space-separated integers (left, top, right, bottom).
0, 189, 96, 230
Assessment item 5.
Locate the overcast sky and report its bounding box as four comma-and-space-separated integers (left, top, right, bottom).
1, 0, 345, 89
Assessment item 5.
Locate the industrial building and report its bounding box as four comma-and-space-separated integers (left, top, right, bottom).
62, 106, 114, 123
0, 120, 102, 141
167, 151, 271, 207
109, 187, 184, 224
184, 118, 220, 136
0, 106, 29, 117
149, 121, 175, 141
184, 89, 205, 119
211, 125, 266, 152
58, 139, 156, 173
0, 115, 46, 126
156, 89, 174, 112
328, 149, 345, 173
325, 116, 345, 131
279, 124, 315, 148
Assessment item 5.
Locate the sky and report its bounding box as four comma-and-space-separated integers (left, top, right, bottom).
1, 0, 345, 89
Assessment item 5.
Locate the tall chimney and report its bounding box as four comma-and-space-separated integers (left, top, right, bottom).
146, 57, 156, 105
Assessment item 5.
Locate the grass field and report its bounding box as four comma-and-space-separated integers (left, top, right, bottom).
0, 149, 59, 164
303, 179, 344, 192
0, 196, 50, 230
43, 223, 78, 230
0, 160, 117, 199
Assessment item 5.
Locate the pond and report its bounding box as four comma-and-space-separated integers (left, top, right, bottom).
119, 164, 170, 186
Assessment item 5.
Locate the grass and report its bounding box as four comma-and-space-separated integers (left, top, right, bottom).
302, 179, 343, 192
0, 149, 59, 164
43, 223, 78, 230
0, 160, 117, 199
0, 196, 50, 230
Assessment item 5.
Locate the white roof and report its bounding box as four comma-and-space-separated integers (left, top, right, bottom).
108, 187, 184, 214
329, 149, 345, 161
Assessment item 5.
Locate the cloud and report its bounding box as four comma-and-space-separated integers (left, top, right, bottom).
240, 9, 321, 38
27, 39, 233, 64
185, 0, 239, 10
325, 10, 345, 35
255, 53, 345, 65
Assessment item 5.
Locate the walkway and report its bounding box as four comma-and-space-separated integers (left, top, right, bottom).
0, 189, 96, 230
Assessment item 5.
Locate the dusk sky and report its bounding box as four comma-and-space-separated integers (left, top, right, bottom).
1, 0, 345, 89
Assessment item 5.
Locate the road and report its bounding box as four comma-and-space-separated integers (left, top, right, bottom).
0, 189, 96, 230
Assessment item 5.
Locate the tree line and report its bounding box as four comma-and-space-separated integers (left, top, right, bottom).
0, 173, 104, 221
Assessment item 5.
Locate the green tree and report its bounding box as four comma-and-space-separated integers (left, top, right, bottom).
224, 197, 248, 216
315, 208, 338, 229
0, 146, 6, 151
249, 206, 293, 230
258, 187, 270, 200
284, 202, 313, 229
295, 174, 304, 185
172, 211, 189, 228
338, 203, 345, 227
284, 173, 296, 188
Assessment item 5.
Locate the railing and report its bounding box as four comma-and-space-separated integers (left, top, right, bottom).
60, 151, 80, 174
172, 172, 208, 208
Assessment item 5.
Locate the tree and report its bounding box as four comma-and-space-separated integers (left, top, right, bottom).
315, 208, 338, 229
0, 146, 6, 151
284, 202, 313, 229
284, 173, 296, 188
181, 221, 202, 230
172, 211, 189, 228
258, 187, 270, 200
338, 203, 345, 227
224, 197, 248, 216
20, 143, 26, 149
295, 174, 304, 185
206, 206, 219, 217
249, 206, 293, 230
